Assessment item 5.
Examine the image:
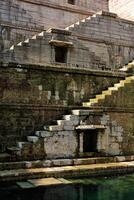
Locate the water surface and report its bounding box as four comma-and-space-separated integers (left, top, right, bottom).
0, 174, 134, 200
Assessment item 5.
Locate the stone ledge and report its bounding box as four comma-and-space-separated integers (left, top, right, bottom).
49, 40, 73, 47
1, 63, 126, 78
99, 11, 117, 18
0, 155, 134, 171
1, 161, 134, 182
47, 28, 72, 35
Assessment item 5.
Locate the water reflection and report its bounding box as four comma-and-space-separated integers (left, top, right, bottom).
0, 175, 134, 200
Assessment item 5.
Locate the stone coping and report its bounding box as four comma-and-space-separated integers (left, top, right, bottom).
0, 155, 134, 171
47, 28, 71, 35
49, 40, 73, 47
76, 125, 106, 130
1, 63, 126, 78
1, 161, 134, 182
0, 21, 44, 32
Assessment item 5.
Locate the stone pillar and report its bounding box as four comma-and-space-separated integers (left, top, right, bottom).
79, 132, 84, 153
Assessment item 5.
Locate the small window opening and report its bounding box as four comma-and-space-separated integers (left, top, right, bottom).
55, 46, 67, 63
68, 0, 75, 5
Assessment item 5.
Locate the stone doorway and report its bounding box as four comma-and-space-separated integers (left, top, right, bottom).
76, 125, 105, 157
83, 130, 98, 153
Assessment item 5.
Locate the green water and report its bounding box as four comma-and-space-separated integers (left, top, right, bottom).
0, 174, 134, 200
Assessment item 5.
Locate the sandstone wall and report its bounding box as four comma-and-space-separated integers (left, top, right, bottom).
0, 0, 108, 51
67, 12, 134, 68
0, 64, 123, 152
89, 74, 134, 155
109, 0, 134, 21
7, 12, 134, 70
101, 112, 134, 155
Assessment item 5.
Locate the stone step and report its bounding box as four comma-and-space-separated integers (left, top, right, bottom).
0, 156, 134, 171
6, 147, 21, 155
83, 75, 134, 108
102, 90, 112, 95
49, 123, 75, 131
17, 142, 30, 149
89, 98, 98, 103
63, 115, 79, 125
1, 160, 134, 182
27, 136, 39, 143
49, 125, 63, 131
83, 102, 96, 107
35, 130, 50, 137
38, 31, 46, 37
96, 94, 105, 99
72, 109, 91, 116
108, 87, 118, 91
57, 120, 73, 126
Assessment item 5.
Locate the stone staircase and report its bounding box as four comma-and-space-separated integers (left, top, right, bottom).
7, 30, 51, 64
10, 31, 47, 51
65, 13, 100, 31
65, 11, 117, 32
7, 109, 102, 160
3, 74, 134, 161
119, 61, 134, 73
6, 70, 134, 160
1, 19, 107, 70
83, 75, 134, 107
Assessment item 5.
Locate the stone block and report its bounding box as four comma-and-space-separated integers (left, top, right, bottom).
72, 109, 90, 116
63, 125, 75, 131
52, 159, 73, 167
17, 142, 29, 149
115, 156, 125, 162
27, 136, 39, 143
35, 131, 50, 137
42, 160, 53, 167
25, 161, 32, 168
49, 125, 63, 131
73, 158, 96, 165
57, 120, 73, 126
63, 115, 79, 125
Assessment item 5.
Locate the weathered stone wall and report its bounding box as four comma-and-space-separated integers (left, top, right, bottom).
44, 130, 77, 159
0, 64, 124, 152
0, 0, 44, 51
109, 0, 134, 21
0, 0, 108, 51
6, 12, 134, 70
68, 12, 134, 69
101, 112, 134, 155
94, 76, 134, 155
5, 29, 107, 70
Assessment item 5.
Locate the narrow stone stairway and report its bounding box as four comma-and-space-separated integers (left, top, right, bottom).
7, 28, 107, 69
83, 75, 134, 107
65, 11, 105, 31
0, 11, 107, 70
6, 109, 103, 160
6, 71, 134, 161
119, 60, 134, 72
65, 11, 117, 32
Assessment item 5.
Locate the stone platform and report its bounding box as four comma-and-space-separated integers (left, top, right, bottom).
0, 155, 134, 171
17, 177, 72, 189
0, 161, 134, 182
0, 156, 134, 182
